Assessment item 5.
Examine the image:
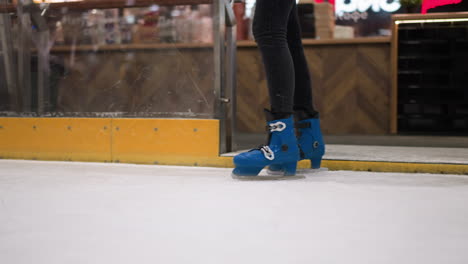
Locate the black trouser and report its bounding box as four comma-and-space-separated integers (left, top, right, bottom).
253, 0, 318, 119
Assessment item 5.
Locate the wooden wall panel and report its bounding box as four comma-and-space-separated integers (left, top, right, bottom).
236, 42, 391, 135
236, 48, 270, 132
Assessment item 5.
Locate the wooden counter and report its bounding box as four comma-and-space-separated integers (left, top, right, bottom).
48, 43, 213, 53
43, 37, 392, 134
46, 37, 390, 52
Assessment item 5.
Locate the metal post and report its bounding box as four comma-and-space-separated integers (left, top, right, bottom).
37, 30, 50, 114
225, 0, 238, 152
17, 0, 33, 112
30, 3, 51, 114
213, 0, 227, 154
0, 5, 19, 111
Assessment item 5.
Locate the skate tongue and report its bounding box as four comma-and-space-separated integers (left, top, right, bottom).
248, 145, 265, 152
264, 109, 291, 121
294, 109, 320, 121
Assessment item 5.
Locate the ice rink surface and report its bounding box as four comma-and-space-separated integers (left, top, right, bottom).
1, 160, 468, 264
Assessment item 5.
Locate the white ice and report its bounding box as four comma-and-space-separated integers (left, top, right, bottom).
1, 159, 468, 264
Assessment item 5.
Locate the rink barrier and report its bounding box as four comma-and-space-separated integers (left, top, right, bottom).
0, 118, 224, 166
1, 117, 467, 175
320, 160, 468, 175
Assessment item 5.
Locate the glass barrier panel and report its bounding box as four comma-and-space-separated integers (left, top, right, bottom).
0, 0, 217, 119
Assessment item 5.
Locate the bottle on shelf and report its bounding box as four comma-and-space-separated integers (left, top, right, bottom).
198, 5, 213, 43
233, 2, 248, 41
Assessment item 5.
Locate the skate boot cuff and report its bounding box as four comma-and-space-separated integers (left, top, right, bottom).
264, 109, 293, 121
294, 108, 320, 121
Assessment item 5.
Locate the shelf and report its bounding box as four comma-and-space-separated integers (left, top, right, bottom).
398, 55, 450, 59
392, 12, 468, 22
398, 70, 423, 74
399, 85, 453, 90
399, 39, 449, 44
399, 95, 467, 103
398, 70, 450, 75
0, 0, 213, 12
41, 42, 214, 52
399, 114, 468, 119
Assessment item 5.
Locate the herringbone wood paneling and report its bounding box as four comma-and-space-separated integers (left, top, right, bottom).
237, 43, 391, 134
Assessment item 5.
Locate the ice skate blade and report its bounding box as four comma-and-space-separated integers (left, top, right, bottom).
300, 167, 329, 175
267, 167, 328, 176
266, 169, 284, 176
232, 174, 306, 181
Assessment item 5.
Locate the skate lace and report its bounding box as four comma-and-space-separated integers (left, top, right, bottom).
267, 121, 286, 132
251, 122, 287, 161
260, 146, 275, 161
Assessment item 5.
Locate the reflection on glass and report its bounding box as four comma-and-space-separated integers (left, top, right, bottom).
0, 1, 216, 118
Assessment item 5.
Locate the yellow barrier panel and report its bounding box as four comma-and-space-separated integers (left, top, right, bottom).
0, 118, 220, 165
322, 160, 468, 175
0, 118, 112, 162
112, 119, 220, 165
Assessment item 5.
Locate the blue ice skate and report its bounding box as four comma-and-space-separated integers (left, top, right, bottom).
232, 111, 300, 177
295, 117, 325, 169
268, 113, 325, 174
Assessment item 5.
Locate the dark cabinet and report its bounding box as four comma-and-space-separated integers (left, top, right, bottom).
394, 14, 468, 134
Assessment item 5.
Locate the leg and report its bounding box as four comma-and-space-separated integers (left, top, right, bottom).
268, 3, 325, 174
233, 0, 301, 177
287, 2, 318, 118
252, 0, 295, 118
